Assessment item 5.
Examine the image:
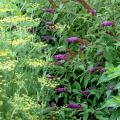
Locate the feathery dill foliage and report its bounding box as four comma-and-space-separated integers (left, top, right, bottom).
0, 0, 120, 120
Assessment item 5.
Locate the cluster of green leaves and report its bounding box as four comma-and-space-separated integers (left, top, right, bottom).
0, 0, 120, 120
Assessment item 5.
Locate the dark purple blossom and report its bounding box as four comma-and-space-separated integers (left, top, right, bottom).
53, 54, 68, 61
42, 35, 53, 41
88, 67, 97, 74
80, 86, 96, 97
97, 66, 106, 73
56, 87, 67, 93
101, 21, 114, 27
54, 61, 63, 66
80, 45, 86, 52
67, 37, 80, 43
67, 103, 82, 109
88, 9, 96, 16
46, 74, 57, 80
100, 68, 106, 73
107, 84, 115, 91
49, 99, 56, 111
42, 8, 54, 13
80, 90, 90, 97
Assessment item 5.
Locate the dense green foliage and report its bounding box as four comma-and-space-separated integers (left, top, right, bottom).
0, 0, 120, 120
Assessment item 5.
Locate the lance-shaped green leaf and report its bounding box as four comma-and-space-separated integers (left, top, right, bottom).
98, 65, 120, 84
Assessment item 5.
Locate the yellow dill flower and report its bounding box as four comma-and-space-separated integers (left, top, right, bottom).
30, 42, 47, 48
0, 26, 4, 30
0, 50, 11, 57
0, 8, 14, 12
0, 16, 32, 23
38, 77, 59, 88
26, 59, 46, 68
10, 95, 40, 111
55, 23, 70, 29
0, 60, 16, 71
9, 39, 28, 46
31, 3, 40, 8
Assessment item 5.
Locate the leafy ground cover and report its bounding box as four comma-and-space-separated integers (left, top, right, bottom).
0, 0, 120, 120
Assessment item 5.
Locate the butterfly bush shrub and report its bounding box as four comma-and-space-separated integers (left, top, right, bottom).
39, 0, 120, 119
0, 0, 120, 120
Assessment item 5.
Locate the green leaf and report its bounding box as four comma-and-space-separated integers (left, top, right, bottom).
90, 89, 101, 99
95, 115, 109, 120
115, 82, 120, 90
104, 47, 113, 63
60, 111, 65, 119
110, 110, 120, 120
98, 66, 120, 84
71, 81, 81, 89
83, 111, 89, 120
84, 74, 91, 88
101, 96, 120, 109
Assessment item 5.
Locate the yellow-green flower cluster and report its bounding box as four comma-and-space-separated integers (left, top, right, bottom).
0, 8, 14, 12
0, 50, 11, 57
0, 60, 16, 71
30, 42, 48, 48
38, 77, 59, 88
0, 16, 32, 23
25, 59, 46, 68
9, 39, 29, 46
10, 95, 40, 111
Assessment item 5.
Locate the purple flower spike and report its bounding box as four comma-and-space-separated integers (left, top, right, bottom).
42, 8, 54, 14
100, 68, 106, 73
56, 87, 67, 93
101, 21, 114, 27
88, 9, 96, 16
97, 67, 106, 73
67, 37, 80, 43
54, 61, 63, 66
80, 90, 90, 97
42, 35, 53, 41
88, 67, 97, 74
49, 99, 56, 111
107, 84, 115, 91
67, 103, 82, 109
53, 54, 68, 61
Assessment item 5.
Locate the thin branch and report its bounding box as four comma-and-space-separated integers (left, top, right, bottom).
48, 0, 58, 8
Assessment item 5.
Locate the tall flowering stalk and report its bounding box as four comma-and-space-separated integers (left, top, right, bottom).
56, 87, 67, 93
53, 54, 68, 61
42, 8, 54, 14
101, 21, 115, 27
67, 37, 80, 43
67, 103, 83, 109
